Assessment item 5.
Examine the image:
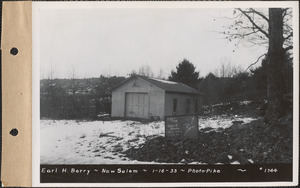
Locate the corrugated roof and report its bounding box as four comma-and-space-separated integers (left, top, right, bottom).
135, 75, 203, 95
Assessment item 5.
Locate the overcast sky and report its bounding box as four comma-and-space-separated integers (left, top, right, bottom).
38, 7, 267, 79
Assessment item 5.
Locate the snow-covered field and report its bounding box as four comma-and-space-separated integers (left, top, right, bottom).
41, 115, 256, 164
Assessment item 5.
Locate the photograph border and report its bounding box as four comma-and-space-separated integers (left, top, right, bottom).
32, 1, 299, 187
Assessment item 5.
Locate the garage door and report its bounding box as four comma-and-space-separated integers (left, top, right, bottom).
125, 93, 149, 118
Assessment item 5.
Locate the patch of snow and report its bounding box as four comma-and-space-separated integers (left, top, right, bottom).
230, 161, 240, 165
247, 159, 254, 163
211, 103, 224, 107
228, 155, 233, 160
180, 159, 187, 163
151, 78, 178, 84
199, 115, 256, 130
239, 101, 252, 105
189, 162, 206, 164
97, 113, 110, 117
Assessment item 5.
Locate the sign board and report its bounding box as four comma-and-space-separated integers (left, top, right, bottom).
165, 115, 199, 139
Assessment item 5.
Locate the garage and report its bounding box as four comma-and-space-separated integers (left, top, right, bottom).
125, 93, 149, 118
111, 75, 203, 120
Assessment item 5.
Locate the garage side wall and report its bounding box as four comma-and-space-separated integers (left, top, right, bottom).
149, 89, 165, 120
111, 77, 165, 119
165, 92, 202, 117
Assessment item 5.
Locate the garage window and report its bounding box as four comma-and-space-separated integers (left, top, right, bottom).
195, 99, 199, 113
186, 98, 191, 113
173, 99, 177, 113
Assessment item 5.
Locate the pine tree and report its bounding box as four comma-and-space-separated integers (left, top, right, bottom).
168, 59, 200, 89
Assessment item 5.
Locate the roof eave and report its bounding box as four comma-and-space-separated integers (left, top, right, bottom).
111, 75, 136, 91
165, 90, 204, 95
135, 75, 167, 92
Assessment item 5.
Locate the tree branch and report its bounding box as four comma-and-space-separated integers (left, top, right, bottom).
245, 54, 267, 71
282, 8, 289, 18
243, 31, 260, 37
284, 24, 292, 31
249, 8, 269, 22
236, 8, 269, 39
225, 30, 259, 38
284, 32, 293, 40
284, 46, 293, 52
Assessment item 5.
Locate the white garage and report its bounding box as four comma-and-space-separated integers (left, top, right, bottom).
111, 75, 203, 120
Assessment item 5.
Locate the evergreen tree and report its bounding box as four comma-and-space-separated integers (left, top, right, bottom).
168, 59, 200, 88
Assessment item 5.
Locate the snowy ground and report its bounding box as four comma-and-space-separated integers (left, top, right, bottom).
199, 115, 255, 131
41, 115, 256, 164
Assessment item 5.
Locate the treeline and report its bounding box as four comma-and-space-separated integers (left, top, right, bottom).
40, 57, 293, 120
167, 58, 293, 105
199, 58, 293, 105
40, 76, 126, 119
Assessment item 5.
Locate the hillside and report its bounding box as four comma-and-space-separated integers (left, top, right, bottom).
124, 101, 293, 164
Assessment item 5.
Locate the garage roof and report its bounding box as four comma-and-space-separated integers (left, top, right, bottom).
113, 75, 203, 95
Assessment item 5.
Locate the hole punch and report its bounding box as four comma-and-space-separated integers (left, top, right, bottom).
9, 128, 18, 136
10, 47, 18, 55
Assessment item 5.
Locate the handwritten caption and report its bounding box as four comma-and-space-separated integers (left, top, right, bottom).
41, 167, 224, 175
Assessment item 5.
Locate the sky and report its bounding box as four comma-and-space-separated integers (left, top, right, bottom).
38, 7, 267, 79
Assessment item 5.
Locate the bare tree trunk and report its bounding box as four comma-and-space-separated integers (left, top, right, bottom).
265, 8, 285, 124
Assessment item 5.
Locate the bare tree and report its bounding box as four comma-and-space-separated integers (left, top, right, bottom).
128, 70, 137, 77
138, 64, 154, 77
223, 8, 293, 59
231, 65, 243, 76
223, 8, 293, 123
156, 68, 167, 79
48, 63, 55, 80
265, 8, 288, 123
219, 58, 232, 77
215, 57, 243, 78
70, 65, 77, 95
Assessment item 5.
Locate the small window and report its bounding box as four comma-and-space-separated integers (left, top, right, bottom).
195, 99, 199, 113
186, 98, 191, 113
173, 99, 177, 113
